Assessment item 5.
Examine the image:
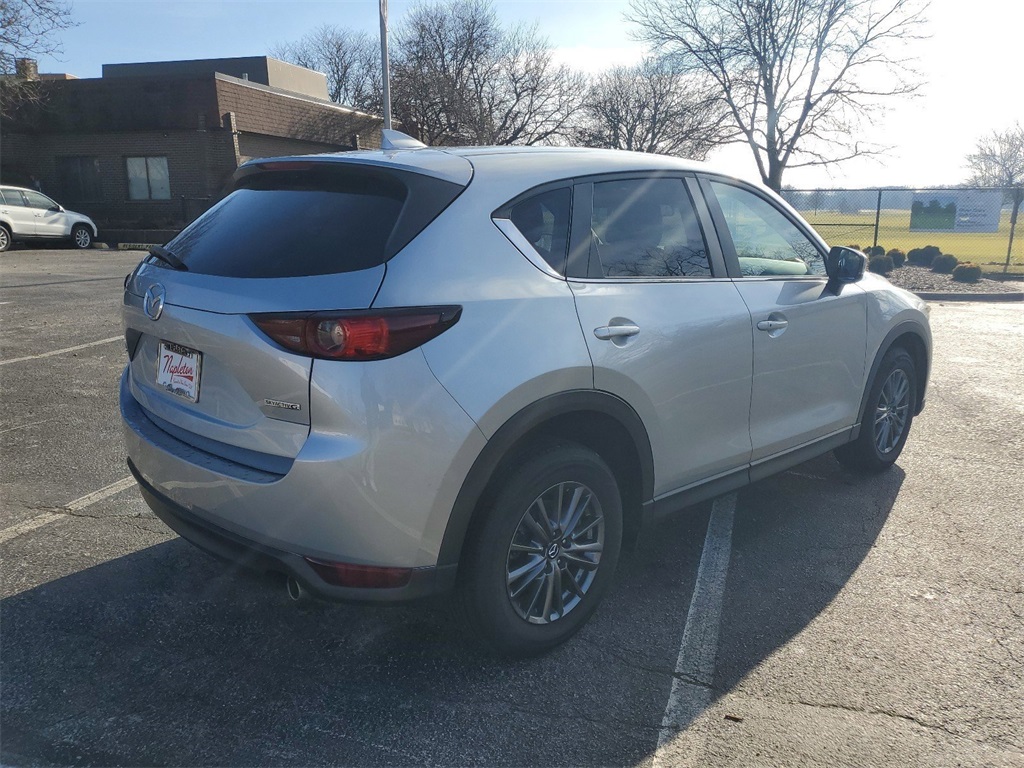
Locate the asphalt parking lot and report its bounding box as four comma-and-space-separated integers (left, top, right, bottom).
1, 248, 1022, 767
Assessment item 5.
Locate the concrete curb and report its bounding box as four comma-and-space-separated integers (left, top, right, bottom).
914, 291, 1024, 302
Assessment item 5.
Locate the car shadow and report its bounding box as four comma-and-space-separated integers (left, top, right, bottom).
1, 454, 902, 766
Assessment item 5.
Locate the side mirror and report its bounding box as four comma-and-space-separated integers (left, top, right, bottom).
825, 246, 866, 295
49, 205, 63, 213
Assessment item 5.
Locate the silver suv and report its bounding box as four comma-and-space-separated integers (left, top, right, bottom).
121, 139, 931, 655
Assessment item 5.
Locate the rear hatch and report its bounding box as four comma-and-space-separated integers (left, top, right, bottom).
124, 156, 469, 467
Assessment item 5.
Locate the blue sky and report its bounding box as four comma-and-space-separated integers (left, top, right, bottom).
34, 0, 1021, 188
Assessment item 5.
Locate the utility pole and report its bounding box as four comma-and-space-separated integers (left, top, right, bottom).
379, 0, 392, 130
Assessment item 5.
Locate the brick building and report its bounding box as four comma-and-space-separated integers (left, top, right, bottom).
0, 56, 383, 232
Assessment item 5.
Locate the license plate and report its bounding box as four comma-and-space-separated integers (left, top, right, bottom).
156, 341, 202, 402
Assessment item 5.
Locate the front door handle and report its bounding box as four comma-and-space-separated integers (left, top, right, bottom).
756, 319, 789, 332
594, 324, 641, 340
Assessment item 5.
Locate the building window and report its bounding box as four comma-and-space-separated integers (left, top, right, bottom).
58, 156, 102, 202
126, 157, 171, 200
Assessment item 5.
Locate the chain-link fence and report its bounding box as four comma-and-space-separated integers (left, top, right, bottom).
781, 187, 1022, 273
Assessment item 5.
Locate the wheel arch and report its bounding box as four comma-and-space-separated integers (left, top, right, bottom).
858, 321, 931, 429
437, 390, 655, 567
73, 219, 97, 237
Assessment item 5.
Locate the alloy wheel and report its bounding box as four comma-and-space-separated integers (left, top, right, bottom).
74, 228, 91, 248
874, 368, 911, 455
505, 481, 604, 625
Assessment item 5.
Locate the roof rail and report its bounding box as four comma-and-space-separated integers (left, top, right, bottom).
381, 129, 427, 151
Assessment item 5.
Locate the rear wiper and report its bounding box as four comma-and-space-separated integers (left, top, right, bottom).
148, 244, 188, 271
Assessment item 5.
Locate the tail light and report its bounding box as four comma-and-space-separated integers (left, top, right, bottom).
305, 558, 412, 589
250, 306, 461, 361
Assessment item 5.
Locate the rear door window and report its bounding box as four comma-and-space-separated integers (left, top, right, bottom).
591, 178, 711, 278
164, 166, 462, 279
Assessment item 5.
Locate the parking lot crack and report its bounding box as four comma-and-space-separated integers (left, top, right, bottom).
577, 638, 720, 690
781, 697, 1022, 752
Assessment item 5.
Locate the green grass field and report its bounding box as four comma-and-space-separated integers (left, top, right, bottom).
796, 209, 1022, 272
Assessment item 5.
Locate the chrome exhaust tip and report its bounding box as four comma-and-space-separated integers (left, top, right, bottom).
286, 575, 307, 602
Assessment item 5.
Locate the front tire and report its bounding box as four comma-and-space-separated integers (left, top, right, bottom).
0, 224, 11, 253
71, 224, 93, 249
456, 441, 623, 656
835, 347, 917, 472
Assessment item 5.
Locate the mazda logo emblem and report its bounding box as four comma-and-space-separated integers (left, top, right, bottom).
143, 284, 166, 321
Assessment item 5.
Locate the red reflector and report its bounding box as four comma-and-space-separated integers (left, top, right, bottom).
305, 558, 412, 589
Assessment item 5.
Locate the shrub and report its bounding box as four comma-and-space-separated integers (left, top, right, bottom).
887, 248, 906, 267
846, 244, 862, 252
868, 254, 894, 275
868, 245, 887, 257
952, 263, 982, 283
931, 253, 959, 273
907, 246, 938, 266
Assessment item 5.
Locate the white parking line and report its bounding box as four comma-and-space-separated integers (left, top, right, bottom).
65, 476, 137, 512
0, 475, 137, 544
653, 492, 737, 768
0, 335, 122, 366
0, 513, 63, 544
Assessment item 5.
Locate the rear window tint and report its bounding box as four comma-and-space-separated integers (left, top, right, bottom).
165, 170, 406, 278
509, 188, 571, 273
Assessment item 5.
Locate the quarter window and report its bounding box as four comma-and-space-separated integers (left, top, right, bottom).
126, 157, 171, 200
591, 178, 711, 278
709, 181, 825, 277
508, 188, 571, 273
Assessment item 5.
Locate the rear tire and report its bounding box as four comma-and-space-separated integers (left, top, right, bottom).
456, 441, 623, 656
835, 347, 917, 473
0, 225, 11, 253
71, 224, 93, 249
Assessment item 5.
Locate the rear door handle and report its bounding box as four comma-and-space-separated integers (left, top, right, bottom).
594, 324, 640, 340
756, 319, 788, 332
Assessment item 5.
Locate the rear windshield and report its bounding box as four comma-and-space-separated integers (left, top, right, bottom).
164, 166, 453, 278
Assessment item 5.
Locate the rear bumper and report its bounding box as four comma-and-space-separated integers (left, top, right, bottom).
120, 345, 486, 571
128, 458, 457, 602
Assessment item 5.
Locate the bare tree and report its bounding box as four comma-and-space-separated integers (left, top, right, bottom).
576, 58, 728, 158
464, 23, 586, 146
629, 0, 928, 191
1, 0, 77, 111
967, 122, 1024, 272
271, 25, 381, 112
391, 0, 583, 145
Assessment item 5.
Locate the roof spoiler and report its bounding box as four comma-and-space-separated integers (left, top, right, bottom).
381, 129, 427, 151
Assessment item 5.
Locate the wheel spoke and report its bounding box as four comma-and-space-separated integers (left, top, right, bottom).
877, 419, 891, 452
535, 495, 554, 535
561, 486, 591, 536
562, 565, 586, 599
893, 376, 909, 405
524, 574, 546, 618
541, 566, 556, 619
570, 515, 603, 541
551, 565, 564, 619
510, 542, 544, 555
508, 556, 545, 589
562, 552, 599, 570
521, 508, 550, 545
566, 541, 603, 554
